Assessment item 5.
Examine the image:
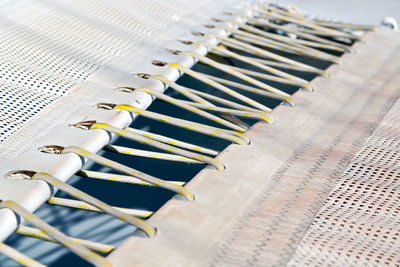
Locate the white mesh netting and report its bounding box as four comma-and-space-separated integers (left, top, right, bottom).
0, 81, 59, 142
288, 99, 400, 266
0, 0, 214, 142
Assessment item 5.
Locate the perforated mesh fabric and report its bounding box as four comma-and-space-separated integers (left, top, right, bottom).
0, 81, 59, 142
288, 99, 400, 266
0, 0, 213, 143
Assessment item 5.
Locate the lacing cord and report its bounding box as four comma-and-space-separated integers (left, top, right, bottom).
258, 9, 355, 38
134, 87, 247, 131
260, 6, 355, 39
200, 69, 294, 105
230, 59, 326, 77
135, 87, 273, 123
178, 100, 273, 122
247, 18, 351, 49
30, 172, 156, 237
310, 19, 375, 32
233, 25, 346, 52
214, 31, 320, 67
72, 120, 229, 167
0, 2, 374, 265
16, 225, 115, 254
148, 75, 260, 127
177, 87, 265, 112
77, 170, 185, 186
146, 75, 212, 105
94, 105, 250, 145
48, 196, 152, 217
1, 143, 196, 261
169, 62, 275, 111
230, 32, 341, 63
0, 200, 112, 267
182, 52, 295, 97
206, 46, 312, 89
107, 126, 218, 155
214, 61, 312, 87
104, 144, 204, 164
61, 146, 196, 200
149, 74, 252, 129
0, 242, 45, 267
209, 45, 326, 77
202, 22, 331, 68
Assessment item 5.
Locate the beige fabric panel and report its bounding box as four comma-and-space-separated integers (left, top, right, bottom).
108, 29, 400, 266
288, 78, 400, 265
